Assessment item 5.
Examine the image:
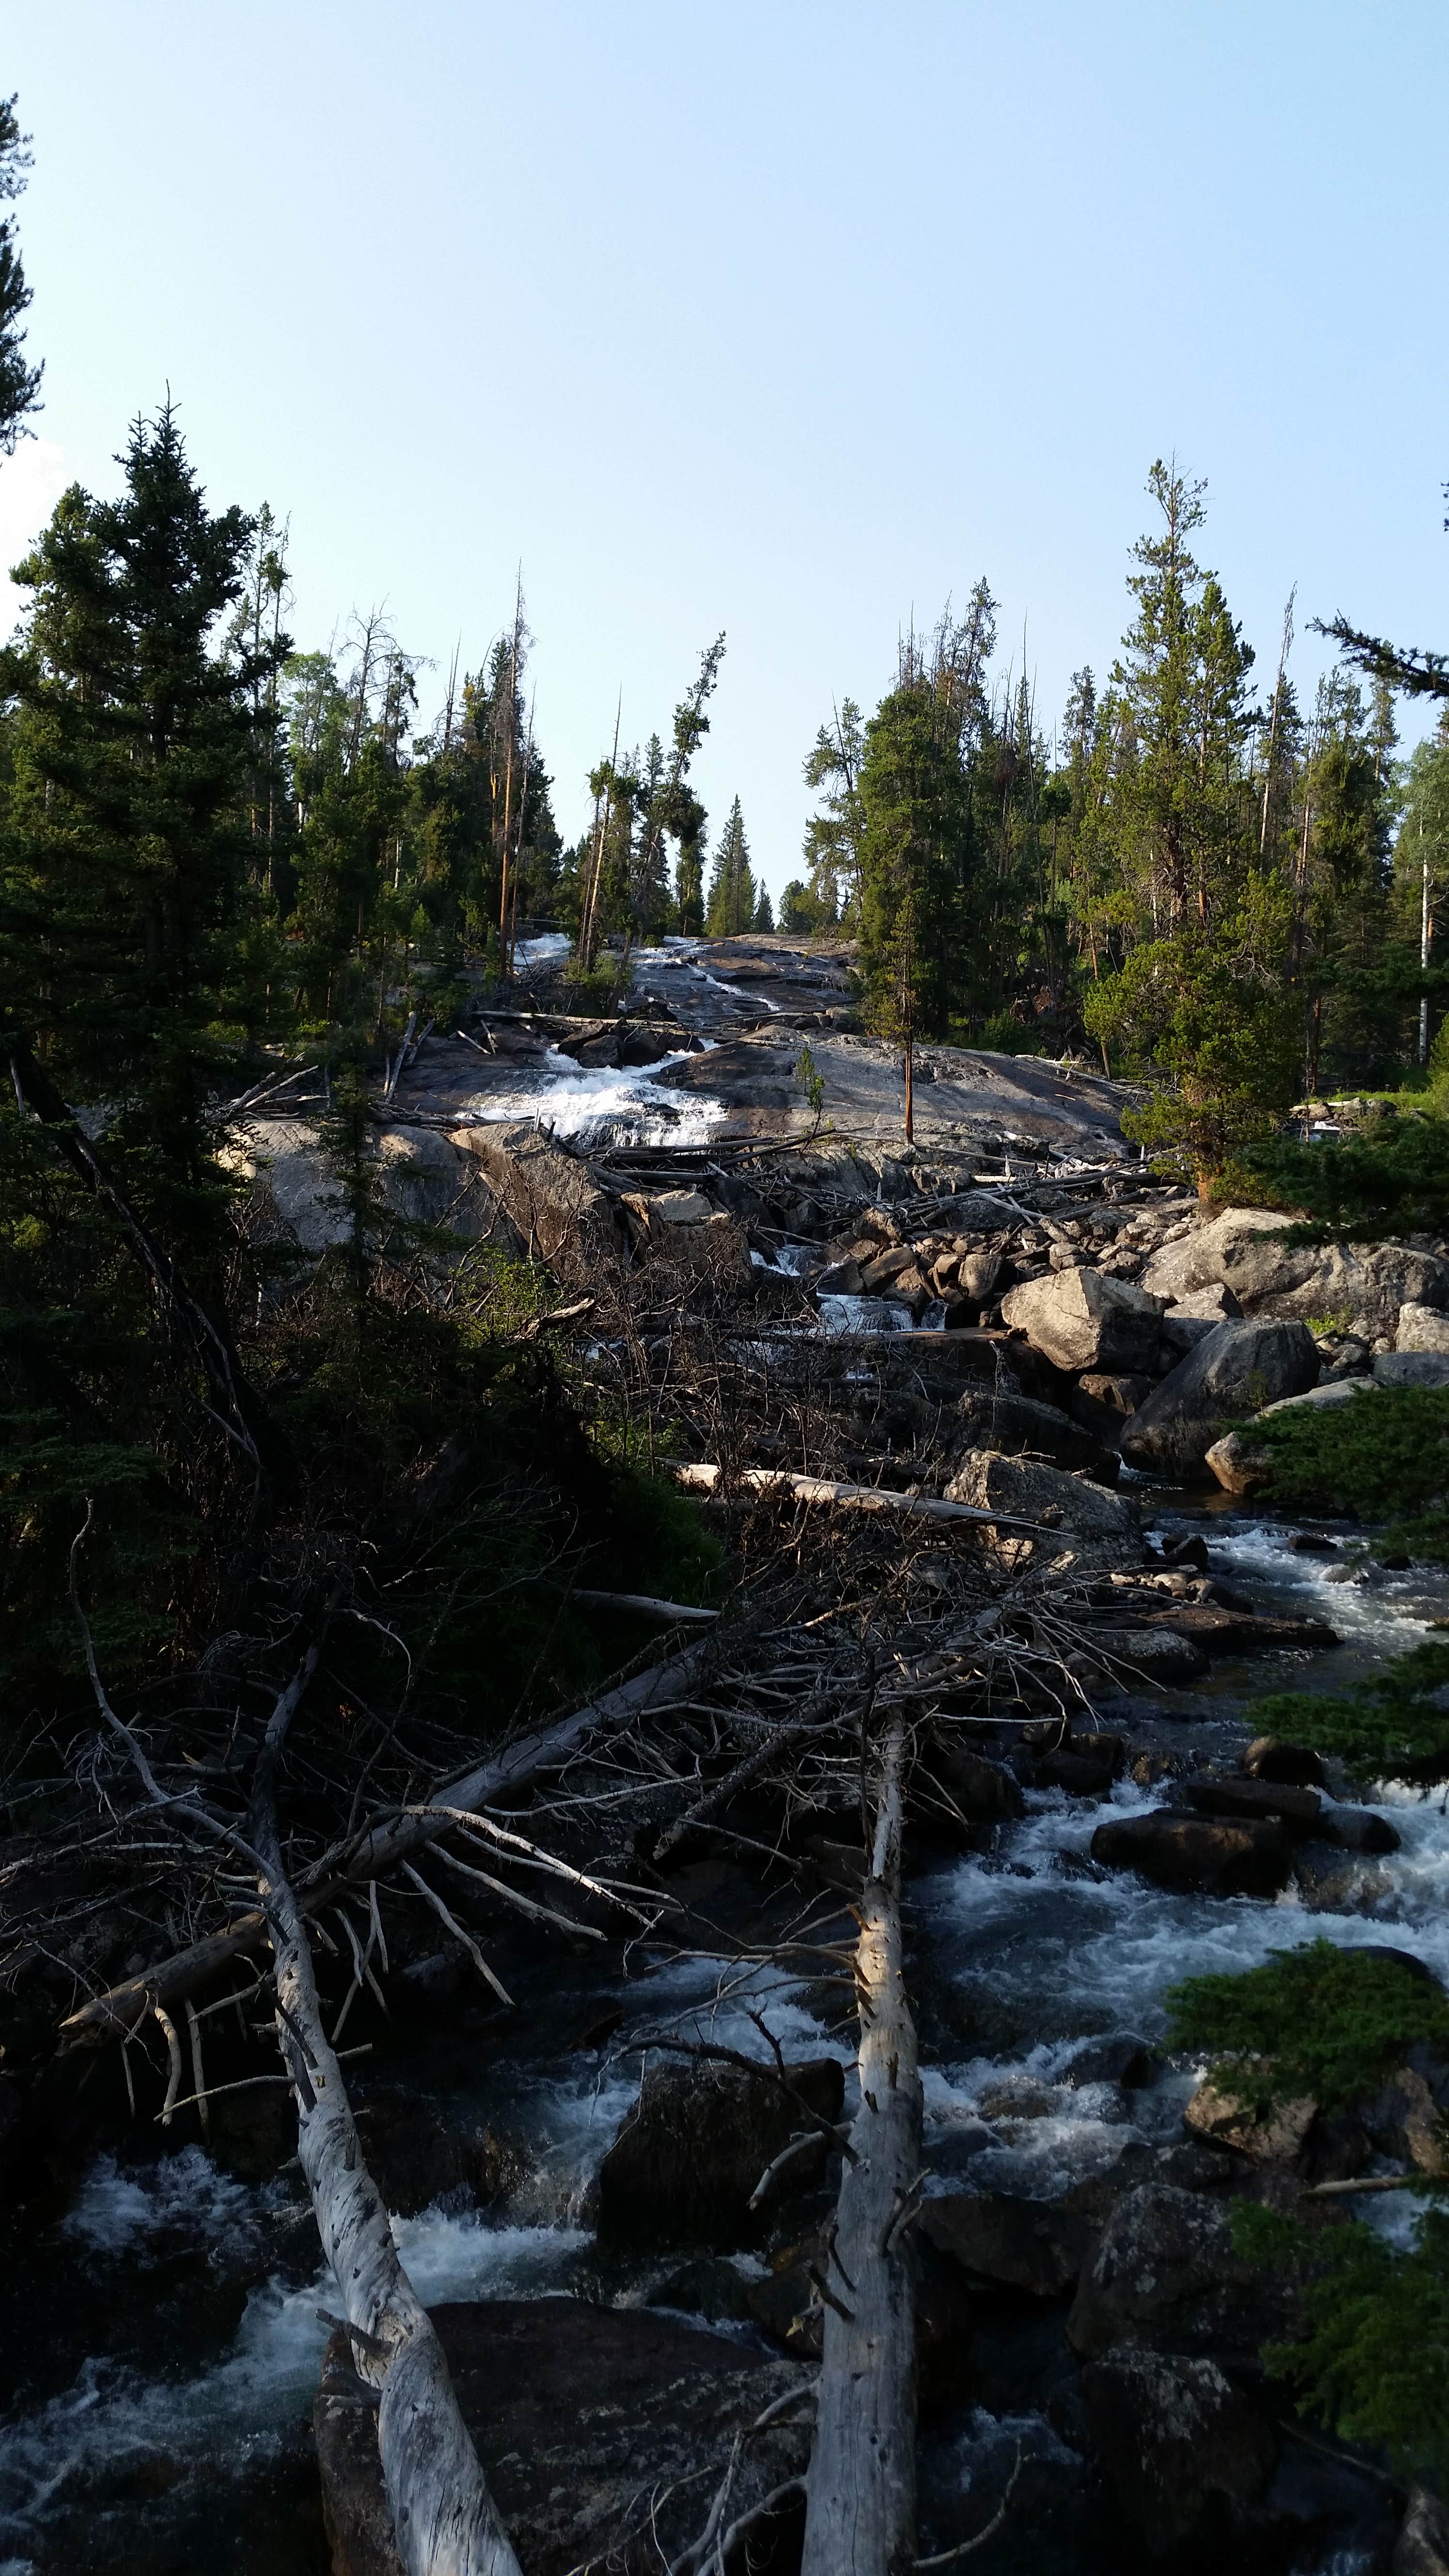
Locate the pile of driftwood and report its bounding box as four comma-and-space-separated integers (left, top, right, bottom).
27, 1486, 1101, 2576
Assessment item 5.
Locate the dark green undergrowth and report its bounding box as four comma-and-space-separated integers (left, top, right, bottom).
1232, 2199, 1449, 2488
1251, 1640, 1449, 1784
1249, 1384, 1449, 1563
1165, 1940, 1449, 2116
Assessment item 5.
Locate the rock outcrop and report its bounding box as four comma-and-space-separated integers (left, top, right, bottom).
1141, 1206, 1449, 1338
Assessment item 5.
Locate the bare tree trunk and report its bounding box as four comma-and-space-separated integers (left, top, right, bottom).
903, 1035, 914, 1145
802, 1716, 920, 2576
250, 1667, 524, 2576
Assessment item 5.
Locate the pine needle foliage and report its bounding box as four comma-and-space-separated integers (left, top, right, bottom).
1235, 1111, 1449, 1241
1247, 1383, 1449, 1562
1250, 1639, 1449, 1783
1166, 1939, 1449, 2115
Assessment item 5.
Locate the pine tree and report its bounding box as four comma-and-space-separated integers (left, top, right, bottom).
754, 883, 774, 932
0, 95, 42, 451
706, 797, 755, 934
857, 680, 973, 1135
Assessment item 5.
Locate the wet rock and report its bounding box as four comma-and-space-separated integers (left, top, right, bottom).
922, 1741, 1026, 1824
1318, 1804, 1401, 1853
1397, 1304, 1449, 1355
1119, 1320, 1321, 1481
1174, 1776, 1322, 1836
998, 1267, 1167, 1373
1395, 2483, 1449, 2576
1292, 1843, 1396, 1912
1033, 1733, 1126, 1796
1079, 1626, 1211, 1684
1182, 2078, 1317, 2164
953, 1385, 1113, 1477
314, 2301, 812, 2576
814, 1256, 863, 1293
1286, 1530, 1338, 1555
1068, 2182, 1295, 2364
944, 1451, 1139, 1553
352, 2092, 529, 2217
1082, 2348, 1278, 2556
1136, 1603, 1338, 1656
597, 2055, 845, 2248
1374, 1350, 1449, 1389
1065, 2033, 1156, 2089
1366, 2054, 1449, 2174
921, 2185, 1099, 2298
1242, 1735, 1325, 1786
1090, 1811, 1293, 1897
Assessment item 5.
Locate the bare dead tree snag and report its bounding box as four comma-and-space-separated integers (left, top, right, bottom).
802, 1714, 921, 2576
250, 1659, 525, 2576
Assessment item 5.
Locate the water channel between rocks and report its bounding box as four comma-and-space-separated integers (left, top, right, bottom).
3, 1480, 1442, 2576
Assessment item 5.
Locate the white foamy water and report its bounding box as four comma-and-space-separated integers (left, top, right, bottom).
512, 932, 574, 972
463, 1044, 725, 1147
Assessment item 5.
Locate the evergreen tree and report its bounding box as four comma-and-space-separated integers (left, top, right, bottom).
754, 882, 774, 932
706, 797, 755, 934
0, 95, 42, 451
802, 698, 865, 919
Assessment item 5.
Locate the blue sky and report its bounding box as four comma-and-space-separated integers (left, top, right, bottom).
2, 1, 1446, 895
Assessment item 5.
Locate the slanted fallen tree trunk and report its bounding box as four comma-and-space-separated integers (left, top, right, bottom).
251, 1658, 524, 2576
61, 1637, 716, 2046
672, 1461, 1048, 1534
802, 1714, 921, 2576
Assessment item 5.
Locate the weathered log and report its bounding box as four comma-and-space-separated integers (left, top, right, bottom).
671, 1461, 1049, 1534
250, 1661, 524, 2576
59, 1638, 716, 2046
570, 1588, 718, 1625
801, 1716, 922, 2576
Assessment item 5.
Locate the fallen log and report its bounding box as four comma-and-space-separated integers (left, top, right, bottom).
670, 1462, 1050, 1535
60, 1637, 716, 2047
250, 1660, 523, 2576
802, 1715, 921, 2576
570, 1589, 718, 1625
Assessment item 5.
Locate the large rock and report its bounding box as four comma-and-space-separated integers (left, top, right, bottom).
1118, 1320, 1320, 1481
944, 1451, 1139, 1555
1090, 1810, 1293, 1897
1068, 2182, 1295, 2364
998, 1266, 1167, 1372
1398, 1304, 1449, 1354
1374, 1351, 1449, 1389
1396, 2485, 1449, 2576
1141, 1206, 1449, 1337
953, 1385, 1114, 1477
921, 2184, 1100, 2298
597, 2055, 844, 2247
457, 1120, 619, 1275
314, 2301, 812, 2576
922, 1741, 1026, 1824
225, 1116, 509, 1255
1082, 2349, 1278, 2555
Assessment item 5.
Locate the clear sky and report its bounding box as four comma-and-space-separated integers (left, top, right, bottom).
2, 2, 1446, 896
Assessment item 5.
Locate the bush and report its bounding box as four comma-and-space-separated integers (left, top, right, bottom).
1235, 1108, 1449, 1240
1232, 2199, 1449, 2486
1249, 1383, 1449, 1562
1250, 1638, 1449, 1783
1166, 1939, 1449, 2115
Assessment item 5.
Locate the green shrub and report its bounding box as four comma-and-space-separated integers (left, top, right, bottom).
1249, 1383, 1449, 1562
1232, 2199, 1449, 2486
1165, 1939, 1449, 2115
1235, 1109, 1449, 1241
1251, 1639, 1449, 1783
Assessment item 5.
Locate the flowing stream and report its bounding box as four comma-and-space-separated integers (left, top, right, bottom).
4, 1346, 1444, 2570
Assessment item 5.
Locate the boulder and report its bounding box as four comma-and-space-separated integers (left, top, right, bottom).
1259, 1377, 1379, 1416
1034, 1733, 1126, 1796
460, 1121, 618, 1275
1374, 1351, 1449, 1389
1090, 1811, 1293, 1897
314, 2301, 812, 2576
1118, 1320, 1321, 1481
1068, 2182, 1295, 2364
1081, 1627, 1211, 1685
957, 1252, 1003, 1301
1398, 1304, 1449, 1355
1082, 2349, 1278, 2556
923, 1741, 1026, 1824
1167, 1281, 1243, 1322
998, 1266, 1167, 1372
1243, 1736, 1325, 1787
1141, 1206, 1449, 1338
1070, 1372, 1155, 1447
648, 1188, 713, 1225
597, 2055, 845, 2247
1396, 2485, 1449, 2576
1182, 2078, 1317, 2163
814, 1256, 864, 1293
944, 1451, 1140, 1555
1174, 1776, 1322, 1836
1319, 1804, 1401, 1853
226, 1115, 509, 1256
953, 1385, 1114, 1477
1204, 1431, 1267, 1496
921, 2185, 1099, 2298
1135, 1604, 1337, 1657
1158, 1311, 1225, 1359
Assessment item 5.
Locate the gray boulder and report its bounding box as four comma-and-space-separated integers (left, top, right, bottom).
1141, 1206, 1449, 1337
1398, 1303, 1449, 1354
953, 1385, 1113, 1478
1119, 1320, 1320, 1481
1068, 2181, 1296, 2364
944, 1451, 1139, 1553
998, 1266, 1167, 1373
1396, 2486, 1449, 2576
1082, 2349, 1278, 2555
1374, 1351, 1449, 1389
1167, 1280, 1242, 1321
1090, 1810, 1293, 1897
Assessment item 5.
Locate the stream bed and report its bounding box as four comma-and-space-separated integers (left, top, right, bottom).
1, 1489, 1442, 2575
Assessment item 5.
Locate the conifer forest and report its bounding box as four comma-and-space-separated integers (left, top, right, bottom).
6, 58, 1449, 2576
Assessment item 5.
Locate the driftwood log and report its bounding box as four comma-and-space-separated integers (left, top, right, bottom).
671, 1462, 1049, 1535
802, 1715, 921, 2576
